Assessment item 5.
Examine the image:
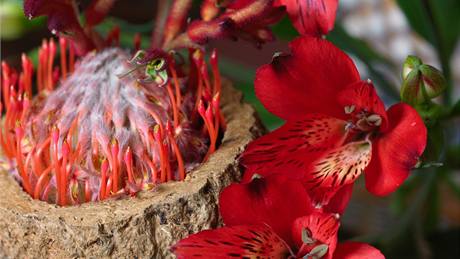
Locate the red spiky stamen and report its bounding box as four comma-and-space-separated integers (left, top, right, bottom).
106, 26, 121, 46
162, 0, 193, 47
166, 122, 185, 180
21, 54, 33, 97
166, 82, 180, 128
134, 33, 142, 52
99, 159, 109, 200
169, 57, 182, 108
154, 125, 169, 182
85, 179, 91, 202
1, 35, 225, 205
192, 50, 205, 118
47, 39, 56, 90
69, 43, 75, 73
15, 122, 32, 194
124, 147, 136, 185
110, 139, 120, 193
59, 37, 68, 79
210, 49, 221, 95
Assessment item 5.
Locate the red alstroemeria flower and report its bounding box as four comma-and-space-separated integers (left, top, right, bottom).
275, 0, 339, 36
242, 36, 427, 204
172, 174, 384, 258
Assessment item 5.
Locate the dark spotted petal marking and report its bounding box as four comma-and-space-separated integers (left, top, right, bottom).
172, 224, 292, 258
307, 140, 372, 189
241, 114, 348, 180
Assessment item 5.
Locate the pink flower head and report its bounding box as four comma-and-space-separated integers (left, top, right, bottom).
172, 174, 384, 258
241, 36, 427, 205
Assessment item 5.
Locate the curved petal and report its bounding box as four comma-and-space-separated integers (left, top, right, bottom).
84, 0, 116, 27
255, 36, 360, 120
291, 212, 339, 259
171, 224, 292, 258
220, 174, 314, 247
276, 0, 338, 36
241, 114, 348, 179
323, 183, 354, 214
334, 242, 385, 259
337, 80, 388, 130
23, 0, 95, 54
365, 103, 427, 196
307, 140, 372, 189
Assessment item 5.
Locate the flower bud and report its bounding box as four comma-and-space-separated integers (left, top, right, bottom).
401, 55, 446, 105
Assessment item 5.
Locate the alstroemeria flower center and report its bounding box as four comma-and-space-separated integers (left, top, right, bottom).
345, 106, 382, 133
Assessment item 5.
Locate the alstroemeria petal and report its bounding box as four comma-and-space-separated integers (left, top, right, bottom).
84, 0, 116, 27
171, 224, 292, 258
276, 0, 338, 36
220, 174, 314, 247
365, 103, 427, 196
255, 36, 360, 120
241, 114, 348, 179
323, 183, 354, 214
334, 242, 385, 259
301, 140, 371, 207
337, 80, 388, 130
291, 212, 339, 259
307, 140, 372, 189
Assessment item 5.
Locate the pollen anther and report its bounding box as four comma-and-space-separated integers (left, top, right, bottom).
344, 105, 355, 114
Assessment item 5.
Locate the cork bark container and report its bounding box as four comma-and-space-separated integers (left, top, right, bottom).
0, 80, 264, 258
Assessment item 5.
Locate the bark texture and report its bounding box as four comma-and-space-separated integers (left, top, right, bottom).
0, 79, 264, 258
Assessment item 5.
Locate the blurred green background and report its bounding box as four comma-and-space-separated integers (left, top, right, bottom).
1, 0, 459, 258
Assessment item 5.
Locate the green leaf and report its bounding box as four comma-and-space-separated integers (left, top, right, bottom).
396, 0, 460, 105
451, 99, 460, 117
328, 24, 394, 68
271, 17, 299, 41
218, 57, 283, 130
428, 0, 460, 62
395, 0, 437, 46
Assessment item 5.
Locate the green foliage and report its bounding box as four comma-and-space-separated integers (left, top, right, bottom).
396, 0, 460, 105
217, 57, 283, 130
0, 0, 45, 40
327, 24, 400, 101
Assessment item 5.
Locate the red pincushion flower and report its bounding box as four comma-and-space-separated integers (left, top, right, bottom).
2, 0, 231, 206
172, 174, 384, 258
241, 36, 427, 205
